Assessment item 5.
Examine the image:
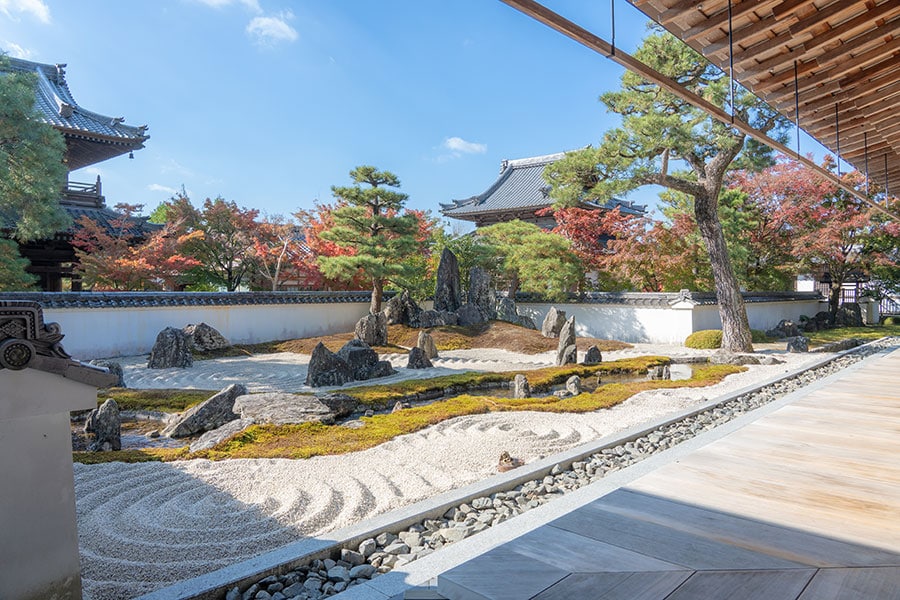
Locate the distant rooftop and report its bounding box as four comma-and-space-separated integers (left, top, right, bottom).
2, 57, 149, 170
441, 151, 645, 225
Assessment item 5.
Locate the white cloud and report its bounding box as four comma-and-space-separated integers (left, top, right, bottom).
443, 136, 487, 156
195, 0, 260, 12
148, 183, 178, 194
246, 11, 298, 45
0, 0, 50, 23
2, 40, 31, 58
83, 166, 103, 177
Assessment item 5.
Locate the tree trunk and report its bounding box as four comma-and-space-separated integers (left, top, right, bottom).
829, 283, 841, 317
694, 189, 753, 352
371, 278, 384, 314
507, 272, 519, 298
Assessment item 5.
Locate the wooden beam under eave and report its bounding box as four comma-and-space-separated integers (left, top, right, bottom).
501, 0, 899, 222
788, 72, 900, 115
699, 0, 816, 57
680, 0, 781, 43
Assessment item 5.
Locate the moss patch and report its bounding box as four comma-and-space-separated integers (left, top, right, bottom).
684, 329, 723, 349
805, 324, 900, 346
97, 388, 216, 412
76, 360, 743, 464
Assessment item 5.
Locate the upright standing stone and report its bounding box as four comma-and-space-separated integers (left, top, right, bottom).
434, 248, 462, 313
90, 359, 125, 387
338, 338, 394, 380
148, 327, 193, 369
468, 267, 494, 320
383, 290, 421, 326
417, 330, 439, 359
541, 307, 567, 338
495, 297, 519, 324
84, 398, 121, 451
556, 316, 577, 366
513, 374, 530, 399
355, 312, 388, 347
456, 302, 486, 326
565, 375, 581, 395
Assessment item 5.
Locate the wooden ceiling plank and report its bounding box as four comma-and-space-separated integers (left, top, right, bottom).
659, 0, 709, 25
792, 70, 900, 115
681, 0, 782, 42
800, 2, 900, 57
814, 21, 900, 68
700, 0, 816, 56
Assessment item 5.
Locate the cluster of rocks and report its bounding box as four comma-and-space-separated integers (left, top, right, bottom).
380, 250, 535, 332
306, 339, 395, 387
148, 322, 231, 369
231, 338, 894, 599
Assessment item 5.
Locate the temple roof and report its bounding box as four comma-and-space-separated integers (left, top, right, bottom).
0, 204, 159, 240
441, 151, 645, 222
2, 57, 149, 170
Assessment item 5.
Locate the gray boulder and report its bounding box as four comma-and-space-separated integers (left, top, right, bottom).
234, 393, 342, 425
184, 322, 230, 352
648, 365, 671, 380
495, 297, 520, 324
383, 290, 421, 326
417, 330, 439, 359
306, 342, 354, 387
90, 360, 125, 387
338, 339, 381, 380
355, 312, 388, 347
517, 315, 537, 330
189, 418, 255, 452
317, 393, 359, 418
786, 336, 810, 353
541, 307, 567, 338
434, 248, 462, 313
456, 302, 486, 326
84, 398, 121, 451
582, 345, 602, 365
407, 346, 433, 369
765, 319, 800, 339
468, 267, 494, 320
416, 309, 458, 328
565, 375, 581, 395
556, 316, 577, 366
836, 303, 863, 327
148, 327, 193, 369
513, 374, 530, 399
709, 352, 762, 365
162, 384, 246, 438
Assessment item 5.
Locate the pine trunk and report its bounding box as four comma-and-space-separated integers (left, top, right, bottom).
694, 190, 754, 352
371, 279, 384, 314
829, 284, 841, 317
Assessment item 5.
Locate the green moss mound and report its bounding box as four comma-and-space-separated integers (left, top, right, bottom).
883, 316, 899, 326
684, 329, 723, 349
750, 329, 770, 343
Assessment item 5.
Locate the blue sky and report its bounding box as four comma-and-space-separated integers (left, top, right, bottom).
2, 0, 808, 231
0, 0, 667, 229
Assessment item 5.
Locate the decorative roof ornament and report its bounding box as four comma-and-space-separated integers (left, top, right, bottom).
0, 302, 71, 370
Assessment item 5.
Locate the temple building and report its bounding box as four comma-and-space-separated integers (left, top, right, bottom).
1, 57, 154, 291
441, 151, 645, 229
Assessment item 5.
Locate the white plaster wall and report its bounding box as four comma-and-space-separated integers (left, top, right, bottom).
691, 300, 824, 334
0, 369, 97, 600
518, 303, 696, 344
45, 303, 372, 360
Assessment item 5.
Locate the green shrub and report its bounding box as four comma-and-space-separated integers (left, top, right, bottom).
750, 329, 769, 343
884, 316, 898, 326
684, 329, 723, 349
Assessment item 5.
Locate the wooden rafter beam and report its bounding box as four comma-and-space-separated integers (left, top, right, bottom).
499, 0, 899, 221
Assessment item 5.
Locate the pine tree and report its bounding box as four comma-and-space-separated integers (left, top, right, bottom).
317, 166, 420, 313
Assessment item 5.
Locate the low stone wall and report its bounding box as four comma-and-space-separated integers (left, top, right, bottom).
0, 290, 829, 358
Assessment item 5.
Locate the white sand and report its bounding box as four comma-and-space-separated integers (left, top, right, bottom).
77, 345, 822, 600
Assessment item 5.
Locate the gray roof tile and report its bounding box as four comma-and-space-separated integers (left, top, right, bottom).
442, 151, 645, 220
2, 57, 148, 143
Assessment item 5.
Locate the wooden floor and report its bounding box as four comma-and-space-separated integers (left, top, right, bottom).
437, 348, 900, 600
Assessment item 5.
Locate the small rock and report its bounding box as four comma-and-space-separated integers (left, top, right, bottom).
786, 336, 810, 353
340, 549, 365, 566
184, 322, 231, 351
355, 312, 388, 346
497, 451, 523, 472
349, 564, 376, 580
84, 398, 121, 452
582, 345, 602, 365
407, 346, 433, 369
148, 327, 193, 369
327, 565, 350, 583
513, 374, 530, 399
416, 330, 439, 359
565, 375, 581, 395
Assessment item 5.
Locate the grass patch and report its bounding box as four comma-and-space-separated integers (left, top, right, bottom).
195, 363, 742, 460
805, 324, 900, 346
75, 359, 743, 463
340, 356, 670, 408
97, 388, 216, 412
